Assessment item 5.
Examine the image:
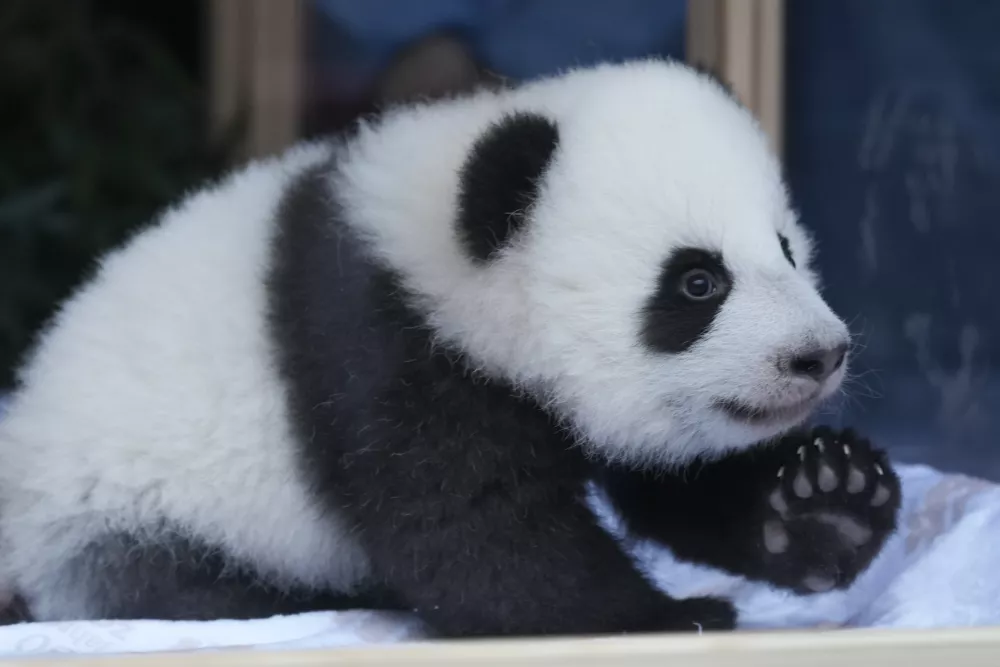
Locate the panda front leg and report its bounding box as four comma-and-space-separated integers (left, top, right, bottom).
600, 426, 901, 594
346, 473, 736, 637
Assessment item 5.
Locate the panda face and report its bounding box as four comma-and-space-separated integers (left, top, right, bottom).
340, 59, 850, 467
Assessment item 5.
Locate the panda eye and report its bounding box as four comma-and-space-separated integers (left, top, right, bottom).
679, 269, 719, 301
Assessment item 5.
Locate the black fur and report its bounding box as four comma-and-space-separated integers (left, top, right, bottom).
642, 248, 733, 353
778, 234, 796, 268
456, 112, 559, 262
37, 526, 398, 621
0, 596, 30, 625
601, 426, 901, 594
267, 154, 735, 637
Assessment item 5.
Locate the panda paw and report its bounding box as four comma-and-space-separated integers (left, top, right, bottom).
758, 426, 901, 594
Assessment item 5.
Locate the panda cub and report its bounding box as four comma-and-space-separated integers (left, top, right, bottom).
0, 59, 900, 637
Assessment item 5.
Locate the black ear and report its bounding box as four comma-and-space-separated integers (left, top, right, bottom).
456, 112, 559, 262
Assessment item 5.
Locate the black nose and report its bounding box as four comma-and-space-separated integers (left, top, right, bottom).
786, 343, 848, 382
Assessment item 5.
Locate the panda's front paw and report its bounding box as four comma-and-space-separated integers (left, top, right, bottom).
759, 426, 901, 594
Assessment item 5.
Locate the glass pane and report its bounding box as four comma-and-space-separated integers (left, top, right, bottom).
786, 0, 1000, 480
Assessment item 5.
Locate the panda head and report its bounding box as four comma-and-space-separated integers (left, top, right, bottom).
345, 59, 850, 467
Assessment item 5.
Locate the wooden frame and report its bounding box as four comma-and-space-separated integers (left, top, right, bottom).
686, 0, 785, 156
209, 0, 304, 160
6, 626, 1000, 666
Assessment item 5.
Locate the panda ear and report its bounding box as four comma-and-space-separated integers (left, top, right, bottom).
456, 112, 559, 262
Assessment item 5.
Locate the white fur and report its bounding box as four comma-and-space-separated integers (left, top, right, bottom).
0, 59, 848, 616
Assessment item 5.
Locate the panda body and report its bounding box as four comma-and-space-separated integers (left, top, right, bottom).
0, 59, 889, 636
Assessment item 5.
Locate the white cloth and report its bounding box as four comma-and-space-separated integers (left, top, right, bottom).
1, 388, 997, 657
0, 611, 424, 657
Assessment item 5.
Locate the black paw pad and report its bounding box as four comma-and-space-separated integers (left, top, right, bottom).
759, 426, 901, 594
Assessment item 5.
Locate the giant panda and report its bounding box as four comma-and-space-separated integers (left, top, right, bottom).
0, 58, 900, 638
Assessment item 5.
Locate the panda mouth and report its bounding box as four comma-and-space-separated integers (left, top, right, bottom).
714, 397, 815, 425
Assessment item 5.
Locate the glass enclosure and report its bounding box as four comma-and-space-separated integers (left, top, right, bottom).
786, 0, 1000, 479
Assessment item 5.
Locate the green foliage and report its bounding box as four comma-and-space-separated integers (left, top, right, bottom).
0, 0, 239, 387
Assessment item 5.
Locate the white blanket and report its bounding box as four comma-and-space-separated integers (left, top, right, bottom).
1, 390, 997, 657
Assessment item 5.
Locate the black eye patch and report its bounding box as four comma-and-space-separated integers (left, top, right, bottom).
641, 248, 733, 354
778, 234, 796, 268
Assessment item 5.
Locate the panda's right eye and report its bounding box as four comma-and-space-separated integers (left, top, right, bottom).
642, 248, 732, 352
680, 269, 719, 301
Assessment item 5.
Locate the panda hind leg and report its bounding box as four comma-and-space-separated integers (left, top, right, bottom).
22, 527, 398, 622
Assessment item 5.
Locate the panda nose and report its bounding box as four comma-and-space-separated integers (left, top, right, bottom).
785, 343, 848, 382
